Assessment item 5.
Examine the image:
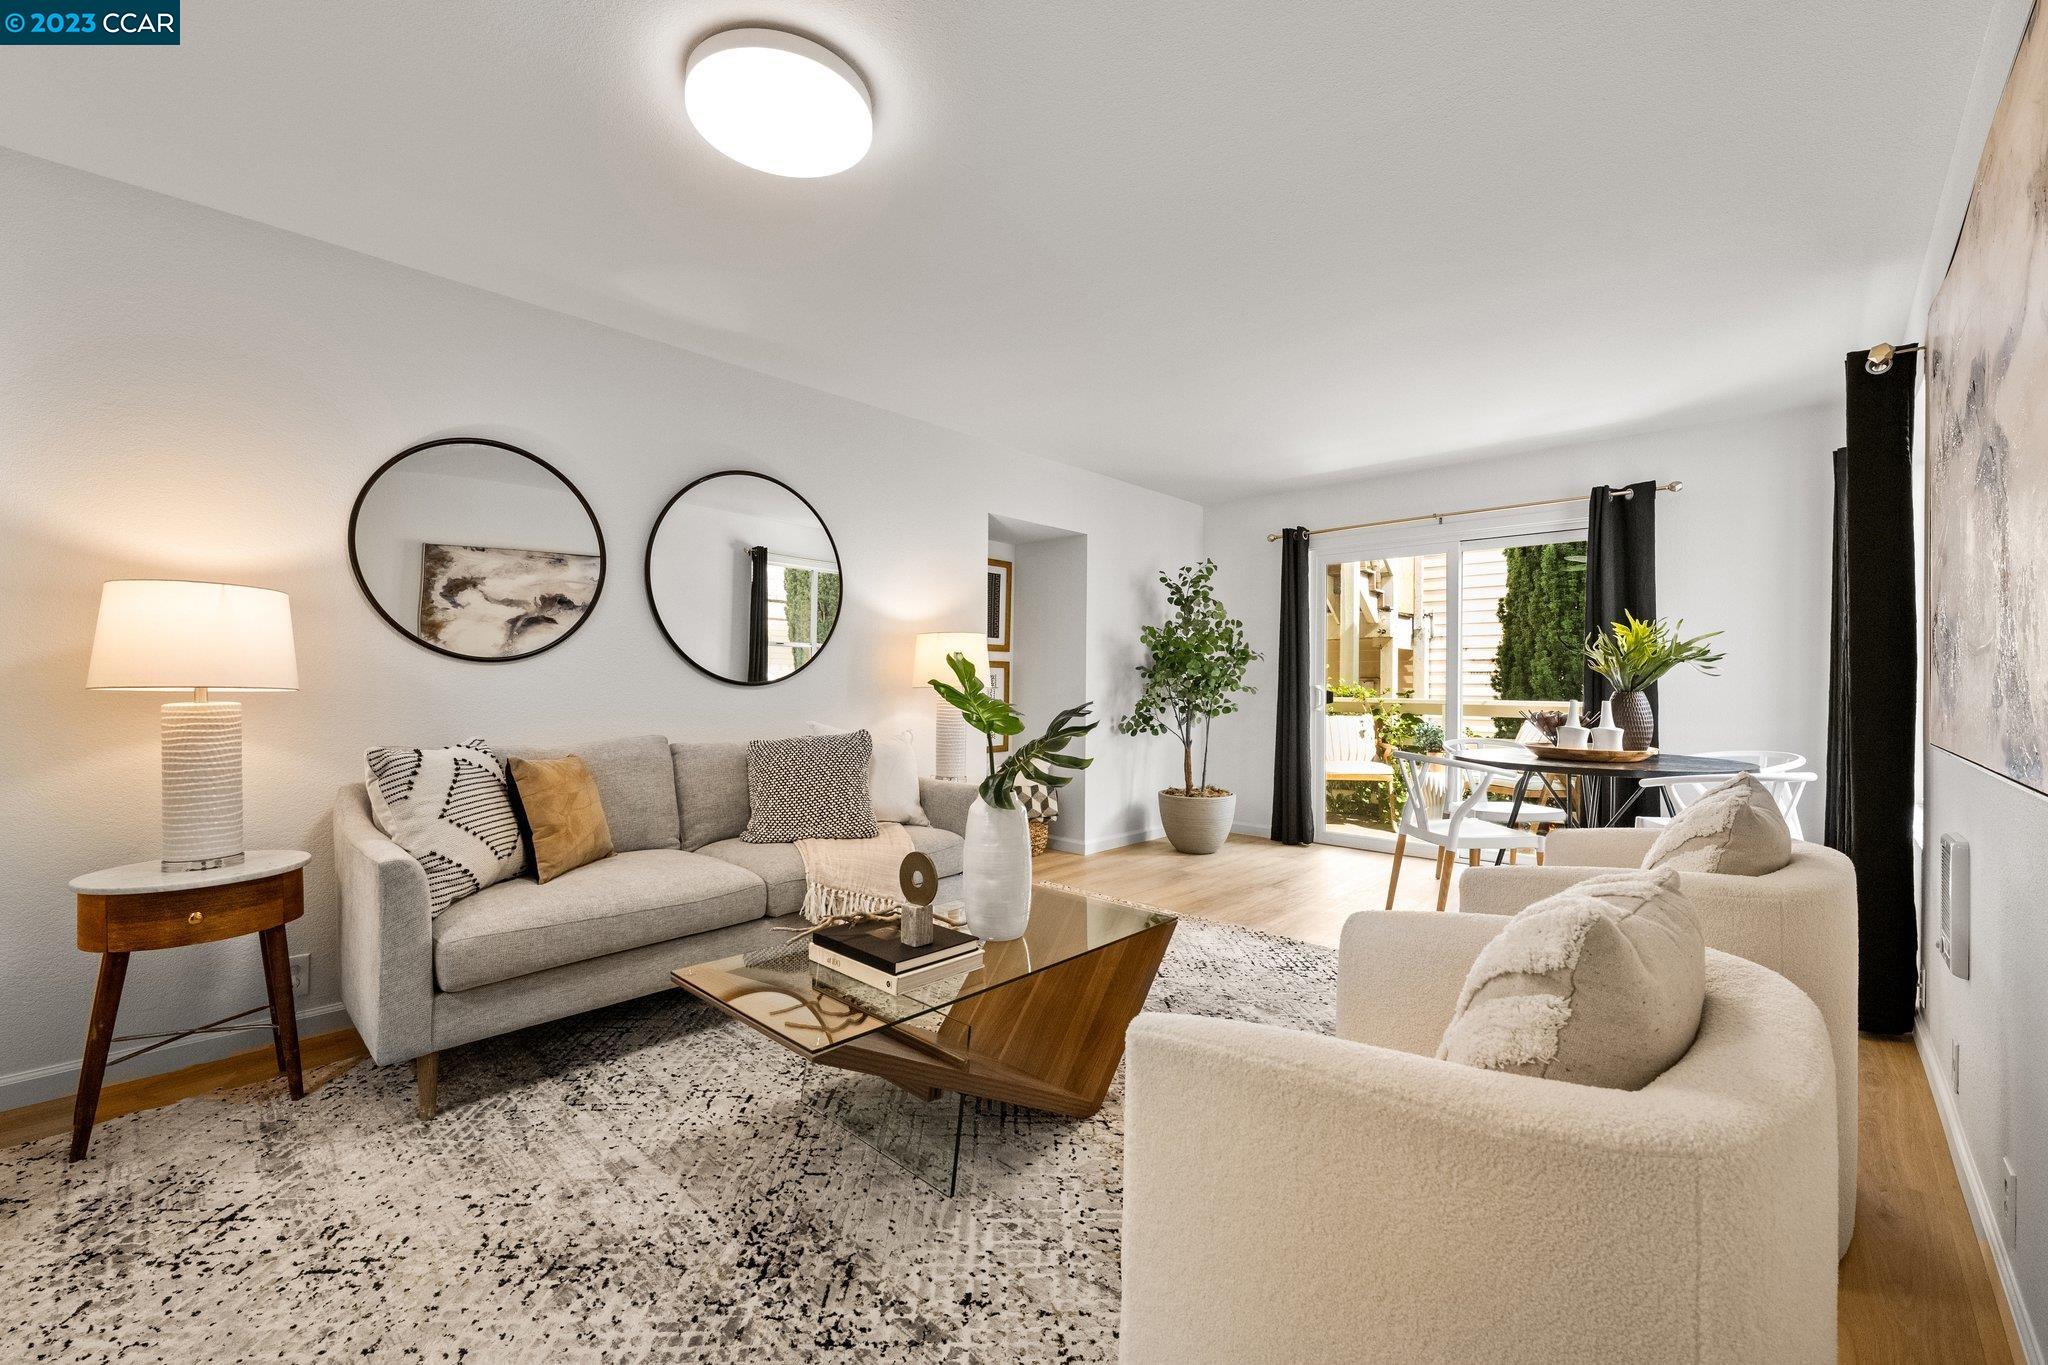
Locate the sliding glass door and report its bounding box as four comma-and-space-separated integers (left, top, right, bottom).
1310, 514, 1586, 851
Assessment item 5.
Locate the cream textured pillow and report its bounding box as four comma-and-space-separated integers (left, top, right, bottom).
809, 723, 929, 826
1438, 867, 1705, 1090
1642, 772, 1793, 875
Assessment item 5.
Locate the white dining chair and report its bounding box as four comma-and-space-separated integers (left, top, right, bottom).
1444, 737, 1570, 840
1635, 752, 1815, 840
1385, 751, 1543, 912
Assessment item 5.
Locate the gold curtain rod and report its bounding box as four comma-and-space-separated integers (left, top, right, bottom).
1265, 481, 1684, 543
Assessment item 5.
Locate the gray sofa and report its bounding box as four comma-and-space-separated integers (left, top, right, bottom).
334, 734, 973, 1116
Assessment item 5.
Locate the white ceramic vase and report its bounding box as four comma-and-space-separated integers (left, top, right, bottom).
962, 796, 1033, 940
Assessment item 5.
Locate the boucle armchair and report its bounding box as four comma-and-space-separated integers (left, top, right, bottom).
1121, 911, 1838, 1365
1462, 827, 1859, 1257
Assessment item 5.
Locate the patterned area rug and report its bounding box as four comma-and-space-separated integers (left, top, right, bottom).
0, 912, 1334, 1364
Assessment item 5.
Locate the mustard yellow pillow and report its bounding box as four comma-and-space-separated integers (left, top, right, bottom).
509, 755, 615, 883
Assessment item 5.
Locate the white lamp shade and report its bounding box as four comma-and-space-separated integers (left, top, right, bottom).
913, 631, 990, 687
86, 580, 299, 692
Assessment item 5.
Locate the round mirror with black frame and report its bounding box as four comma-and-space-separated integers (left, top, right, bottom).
645, 470, 842, 686
348, 437, 606, 662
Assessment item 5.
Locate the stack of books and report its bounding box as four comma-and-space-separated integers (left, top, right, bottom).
808, 919, 984, 995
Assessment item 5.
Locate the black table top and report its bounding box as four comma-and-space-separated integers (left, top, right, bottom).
1442, 750, 1758, 780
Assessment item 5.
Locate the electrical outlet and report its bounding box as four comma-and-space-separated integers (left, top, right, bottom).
1953, 1041, 1962, 1094
289, 953, 311, 1000
2003, 1160, 2019, 1249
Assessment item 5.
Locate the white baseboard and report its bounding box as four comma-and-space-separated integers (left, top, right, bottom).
1914, 1022, 2043, 1363
0, 1001, 351, 1114
1083, 825, 1165, 854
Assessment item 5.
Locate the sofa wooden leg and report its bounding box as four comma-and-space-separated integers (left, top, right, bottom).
415, 1052, 439, 1121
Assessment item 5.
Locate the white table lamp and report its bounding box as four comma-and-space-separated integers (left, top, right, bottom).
87, 580, 298, 872
913, 631, 990, 780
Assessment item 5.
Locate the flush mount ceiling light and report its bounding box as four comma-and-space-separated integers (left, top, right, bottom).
684, 27, 872, 178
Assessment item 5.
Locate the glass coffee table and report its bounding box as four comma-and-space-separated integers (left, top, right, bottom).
672, 884, 1175, 1193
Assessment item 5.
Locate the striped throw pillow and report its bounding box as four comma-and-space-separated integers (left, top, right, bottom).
364, 738, 525, 914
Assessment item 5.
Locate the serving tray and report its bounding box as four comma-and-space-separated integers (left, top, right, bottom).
1524, 744, 1658, 763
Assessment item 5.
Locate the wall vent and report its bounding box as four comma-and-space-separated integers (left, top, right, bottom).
1938, 833, 1971, 980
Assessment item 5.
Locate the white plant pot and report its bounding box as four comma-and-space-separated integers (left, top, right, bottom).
1158, 790, 1235, 855
962, 797, 1033, 940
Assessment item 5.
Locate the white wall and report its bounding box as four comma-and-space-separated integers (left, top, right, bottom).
1919, 753, 2048, 1358
1010, 534, 1090, 850
0, 148, 1201, 1104
1201, 404, 1842, 833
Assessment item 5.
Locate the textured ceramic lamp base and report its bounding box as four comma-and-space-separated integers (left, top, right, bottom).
161, 700, 245, 872
935, 702, 980, 781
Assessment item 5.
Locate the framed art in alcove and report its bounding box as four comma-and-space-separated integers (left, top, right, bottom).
987, 558, 1013, 652
986, 658, 1012, 753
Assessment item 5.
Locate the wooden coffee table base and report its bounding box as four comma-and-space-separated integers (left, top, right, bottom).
815, 916, 1175, 1119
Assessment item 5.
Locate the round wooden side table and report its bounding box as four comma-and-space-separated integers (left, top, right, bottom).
66, 850, 311, 1161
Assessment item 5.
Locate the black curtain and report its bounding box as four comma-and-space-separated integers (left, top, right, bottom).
1581, 480, 1658, 825
1271, 527, 1316, 844
745, 546, 770, 684
1828, 347, 1918, 1034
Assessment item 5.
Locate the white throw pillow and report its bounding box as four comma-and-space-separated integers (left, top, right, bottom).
364, 738, 525, 915
1437, 867, 1705, 1090
1642, 772, 1793, 876
809, 723, 929, 826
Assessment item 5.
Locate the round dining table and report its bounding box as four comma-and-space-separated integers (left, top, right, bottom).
1465, 750, 1758, 856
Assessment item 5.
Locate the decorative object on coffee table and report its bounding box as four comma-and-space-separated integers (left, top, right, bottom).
913, 632, 991, 779
926, 651, 1094, 940
1116, 559, 1261, 854
1584, 613, 1725, 751
898, 851, 938, 947
66, 850, 310, 1161
86, 580, 299, 872
675, 883, 1174, 1193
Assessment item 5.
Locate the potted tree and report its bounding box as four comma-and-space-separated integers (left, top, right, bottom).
1117, 560, 1261, 854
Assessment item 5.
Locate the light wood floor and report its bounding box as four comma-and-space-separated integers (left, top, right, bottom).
3, 834, 2024, 1363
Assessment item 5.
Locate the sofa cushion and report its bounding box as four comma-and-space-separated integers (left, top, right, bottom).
363, 738, 525, 915
1437, 867, 1705, 1090
673, 741, 753, 851
508, 755, 615, 883
1643, 772, 1792, 876
698, 838, 807, 917
500, 735, 679, 853
433, 849, 764, 992
743, 732, 877, 843
699, 824, 965, 917
809, 723, 930, 825
906, 825, 964, 879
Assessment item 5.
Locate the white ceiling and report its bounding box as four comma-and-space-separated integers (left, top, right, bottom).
0, 1, 2002, 501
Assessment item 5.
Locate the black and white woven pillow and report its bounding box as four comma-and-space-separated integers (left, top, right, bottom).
364, 738, 526, 914
743, 731, 879, 843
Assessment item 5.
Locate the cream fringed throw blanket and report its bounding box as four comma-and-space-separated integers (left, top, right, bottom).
797, 822, 914, 921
